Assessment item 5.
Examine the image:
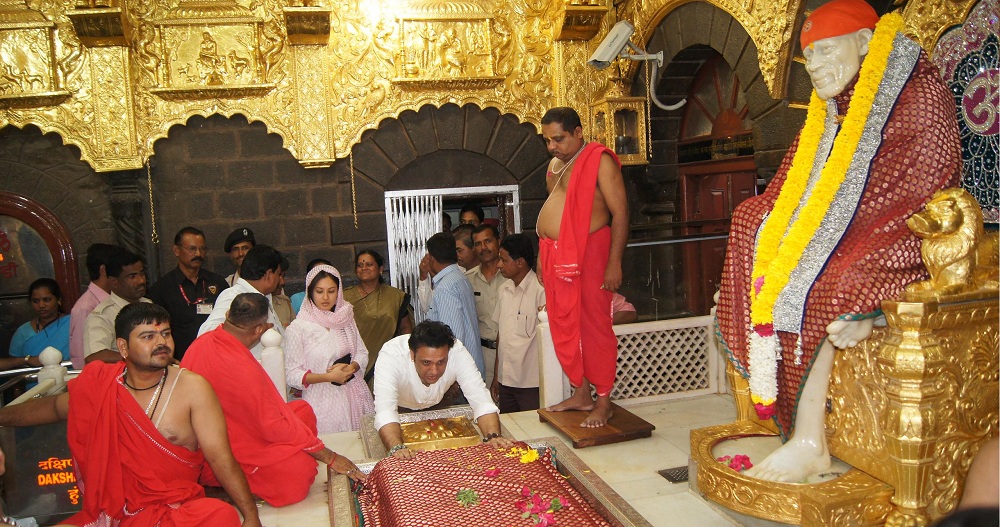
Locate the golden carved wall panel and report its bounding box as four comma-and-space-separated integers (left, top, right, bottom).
0, 0, 986, 171
902, 0, 981, 53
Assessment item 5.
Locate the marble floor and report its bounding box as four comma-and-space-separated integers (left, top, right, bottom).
257, 393, 741, 527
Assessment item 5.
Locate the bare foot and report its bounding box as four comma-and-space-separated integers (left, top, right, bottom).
547, 388, 595, 413
744, 437, 830, 483
581, 396, 613, 428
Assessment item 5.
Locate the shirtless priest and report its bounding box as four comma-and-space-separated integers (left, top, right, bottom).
536, 107, 629, 428
716, 0, 960, 482
0, 303, 262, 527
373, 320, 515, 458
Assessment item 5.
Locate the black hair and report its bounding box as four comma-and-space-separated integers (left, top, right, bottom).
115, 302, 170, 341
500, 233, 535, 270
354, 251, 385, 283
228, 293, 269, 328
472, 223, 500, 241
442, 212, 453, 231
541, 107, 583, 133
307, 270, 340, 309
173, 226, 205, 246
408, 320, 455, 351
426, 232, 458, 264
85, 243, 119, 281
106, 248, 144, 279
459, 204, 485, 223
451, 224, 475, 249
307, 258, 333, 272
28, 278, 63, 312
239, 245, 282, 281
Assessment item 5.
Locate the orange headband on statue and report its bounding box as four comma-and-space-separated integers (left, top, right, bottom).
800, 0, 879, 50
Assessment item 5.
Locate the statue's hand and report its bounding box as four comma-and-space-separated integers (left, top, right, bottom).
825, 318, 875, 349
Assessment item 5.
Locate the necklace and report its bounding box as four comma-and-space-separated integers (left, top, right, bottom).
745, 12, 902, 419
34, 316, 56, 332
123, 367, 167, 391
548, 141, 588, 188
146, 372, 166, 419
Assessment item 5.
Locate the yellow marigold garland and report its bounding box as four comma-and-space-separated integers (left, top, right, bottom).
746, 12, 903, 415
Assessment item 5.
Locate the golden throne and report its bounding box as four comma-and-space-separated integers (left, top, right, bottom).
691, 189, 999, 526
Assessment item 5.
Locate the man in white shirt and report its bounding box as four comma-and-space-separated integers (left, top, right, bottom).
198, 244, 285, 359
490, 234, 546, 413
83, 249, 151, 364
373, 320, 513, 459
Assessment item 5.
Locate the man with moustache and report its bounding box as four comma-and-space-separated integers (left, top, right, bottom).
0, 303, 262, 527
536, 107, 628, 428
83, 248, 151, 364
148, 227, 229, 359
452, 224, 480, 271
466, 224, 504, 386
222, 227, 255, 287
198, 244, 285, 359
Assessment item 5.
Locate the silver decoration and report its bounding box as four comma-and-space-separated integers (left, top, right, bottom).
773, 34, 922, 334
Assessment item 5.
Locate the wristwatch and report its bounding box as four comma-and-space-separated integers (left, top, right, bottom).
482, 432, 501, 443
388, 443, 408, 456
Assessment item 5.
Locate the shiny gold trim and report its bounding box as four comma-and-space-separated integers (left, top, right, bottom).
283, 7, 330, 45
148, 84, 275, 100
0, 90, 70, 108
691, 422, 894, 526
555, 3, 607, 41
391, 76, 504, 90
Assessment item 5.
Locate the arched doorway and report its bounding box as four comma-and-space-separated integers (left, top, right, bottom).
0, 192, 79, 356
675, 54, 757, 315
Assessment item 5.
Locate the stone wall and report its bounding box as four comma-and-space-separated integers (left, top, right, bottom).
148, 105, 550, 293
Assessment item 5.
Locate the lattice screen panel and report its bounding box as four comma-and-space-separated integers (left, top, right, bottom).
611, 324, 711, 400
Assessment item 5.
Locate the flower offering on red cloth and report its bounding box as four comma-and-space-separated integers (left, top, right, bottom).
358, 443, 611, 526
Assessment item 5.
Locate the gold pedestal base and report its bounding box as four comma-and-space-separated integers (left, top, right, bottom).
691, 422, 894, 526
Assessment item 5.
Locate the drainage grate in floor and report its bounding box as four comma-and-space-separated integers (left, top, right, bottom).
658, 466, 689, 483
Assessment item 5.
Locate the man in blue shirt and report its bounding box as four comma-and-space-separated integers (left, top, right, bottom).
424, 232, 485, 380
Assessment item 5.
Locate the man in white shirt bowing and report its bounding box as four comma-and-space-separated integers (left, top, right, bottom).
373, 320, 514, 459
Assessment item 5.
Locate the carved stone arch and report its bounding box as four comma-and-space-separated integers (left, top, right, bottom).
346, 103, 551, 225
0, 124, 113, 293
632, 1, 812, 185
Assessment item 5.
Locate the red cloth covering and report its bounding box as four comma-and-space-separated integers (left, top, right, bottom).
800, 0, 879, 50
540, 228, 617, 396
65, 361, 239, 527
540, 142, 621, 396
180, 326, 324, 506
359, 443, 610, 526
716, 53, 962, 438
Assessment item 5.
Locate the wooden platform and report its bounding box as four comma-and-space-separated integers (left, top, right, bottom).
537, 403, 655, 448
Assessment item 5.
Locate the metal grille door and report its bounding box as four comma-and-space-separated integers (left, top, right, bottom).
385, 193, 441, 322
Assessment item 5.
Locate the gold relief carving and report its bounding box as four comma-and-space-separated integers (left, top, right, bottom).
90, 45, 138, 161
555, 0, 606, 41
291, 44, 332, 162
901, 0, 980, 52
284, 7, 330, 45
392, 15, 499, 87
67, 8, 126, 46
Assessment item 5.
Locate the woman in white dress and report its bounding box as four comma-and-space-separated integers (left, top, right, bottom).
285, 265, 374, 433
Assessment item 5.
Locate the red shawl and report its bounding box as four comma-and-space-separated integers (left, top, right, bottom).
551, 142, 621, 279
180, 327, 324, 467
66, 362, 237, 527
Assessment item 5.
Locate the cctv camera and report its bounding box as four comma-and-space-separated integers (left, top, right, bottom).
587, 20, 635, 70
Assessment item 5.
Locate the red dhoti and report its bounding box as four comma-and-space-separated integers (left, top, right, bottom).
540, 227, 617, 395
66, 362, 239, 527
